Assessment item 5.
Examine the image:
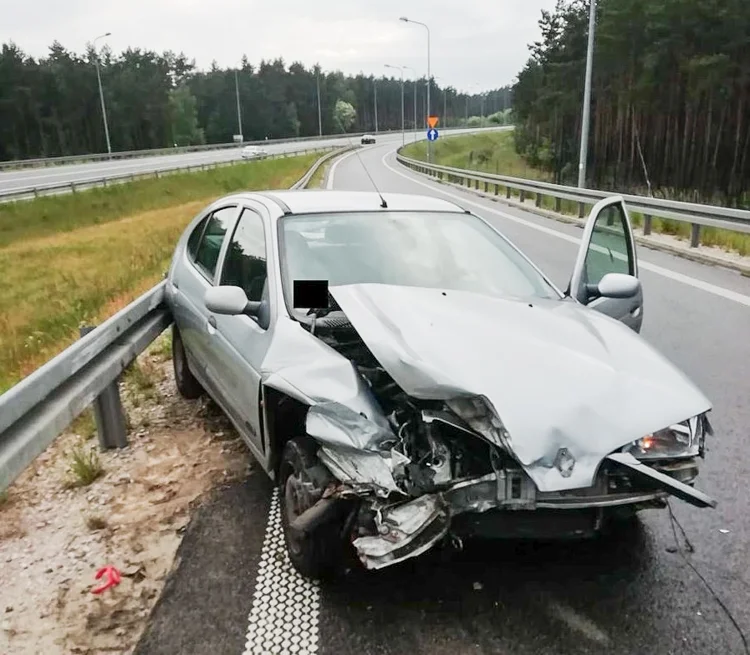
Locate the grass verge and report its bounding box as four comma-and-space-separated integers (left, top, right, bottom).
402, 132, 750, 257
0, 154, 320, 248
0, 152, 318, 392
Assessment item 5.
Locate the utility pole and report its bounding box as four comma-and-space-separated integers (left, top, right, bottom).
404, 66, 418, 143
316, 69, 322, 136
93, 32, 112, 156
400, 17, 431, 160
577, 0, 596, 188
385, 64, 405, 146
235, 69, 243, 141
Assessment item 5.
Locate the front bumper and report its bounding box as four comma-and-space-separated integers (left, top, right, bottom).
352, 455, 713, 570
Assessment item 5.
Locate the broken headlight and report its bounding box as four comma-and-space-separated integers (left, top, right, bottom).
445, 396, 512, 450
623, 416, 703, 460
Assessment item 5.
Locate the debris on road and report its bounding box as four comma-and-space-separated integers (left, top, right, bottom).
0, 332, 250, 655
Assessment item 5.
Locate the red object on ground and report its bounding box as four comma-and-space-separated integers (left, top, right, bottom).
91, 566, 122, 594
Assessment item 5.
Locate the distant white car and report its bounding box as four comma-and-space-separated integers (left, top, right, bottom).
361, 134, 376, 145
241, 145, 268, 160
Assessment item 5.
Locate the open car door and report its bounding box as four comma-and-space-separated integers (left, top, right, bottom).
567, 195, 643, 332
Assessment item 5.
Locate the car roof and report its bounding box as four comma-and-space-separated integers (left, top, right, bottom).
249, 190, 467, 216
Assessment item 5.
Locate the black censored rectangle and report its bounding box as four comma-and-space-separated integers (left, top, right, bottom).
293, 280, 329, 308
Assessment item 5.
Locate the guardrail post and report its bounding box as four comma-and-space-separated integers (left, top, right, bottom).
70, 182, 76, 194
535, 192, 542, 208
155, 170, 160, 179
33, 188, 39, 198
690, 223, 701, 248
520, 190, 526, 203
555, 197, 562, 213
494, 184, 499, 196
484, 181, 489, 193
506, 186, 511, 199
80, 326, 129, 450
474, 179, 479, 190
578, 202, 585, 218
643, 215, 652, 235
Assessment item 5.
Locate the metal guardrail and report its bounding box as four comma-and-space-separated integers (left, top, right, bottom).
0, 146, 339, 202
0, 129, 412, 171
0, 146, 352, 492
397, 151, 750, 247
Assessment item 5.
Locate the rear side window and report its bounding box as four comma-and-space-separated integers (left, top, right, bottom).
187, 216, 208, 259
193, 206, 237, 279
221, 208, 267, 301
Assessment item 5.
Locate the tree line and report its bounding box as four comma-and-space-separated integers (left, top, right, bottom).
513, 0, 750, 205
0, 41, 512, 161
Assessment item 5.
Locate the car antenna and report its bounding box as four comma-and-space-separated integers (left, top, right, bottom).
340, 124, 388, 208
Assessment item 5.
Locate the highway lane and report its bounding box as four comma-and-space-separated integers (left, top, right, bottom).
0, 128, 493, 195
134, 141, 750, 655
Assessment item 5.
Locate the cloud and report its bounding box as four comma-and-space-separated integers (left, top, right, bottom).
0, 0, 559, 89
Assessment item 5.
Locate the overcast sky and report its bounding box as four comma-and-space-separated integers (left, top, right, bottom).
1, 0, 558, 91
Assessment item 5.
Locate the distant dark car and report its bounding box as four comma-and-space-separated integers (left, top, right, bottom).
361, 134, 376, 144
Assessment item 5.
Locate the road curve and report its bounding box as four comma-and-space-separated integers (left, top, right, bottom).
0, 128, 495, 196
134, 139, 750, 655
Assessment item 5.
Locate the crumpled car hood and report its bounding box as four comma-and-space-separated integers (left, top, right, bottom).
329, 283, 712, 492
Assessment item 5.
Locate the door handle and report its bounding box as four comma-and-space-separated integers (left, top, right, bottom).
207, 315, 217, 329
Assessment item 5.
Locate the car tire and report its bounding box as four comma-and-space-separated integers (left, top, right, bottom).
279, 437, 348, 580
172, 326, 203, 399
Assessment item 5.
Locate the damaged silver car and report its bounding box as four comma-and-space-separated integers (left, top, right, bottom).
165, 189, 716, 579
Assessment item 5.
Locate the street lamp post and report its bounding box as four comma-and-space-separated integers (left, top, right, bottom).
92, 32, 112, 156
434, 76, 447, 128
316, 69, 322, 137
577, 0, 596, 188
234, 69, 243, 142
385, 64, 405, 146
400, 17, 431, 160
374, 78, 379, 133
403, 66, 418, 143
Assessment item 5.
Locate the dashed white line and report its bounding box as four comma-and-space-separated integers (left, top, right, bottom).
381, 151, 750, 308
243, 489, 321, 655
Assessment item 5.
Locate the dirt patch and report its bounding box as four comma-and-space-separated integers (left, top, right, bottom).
0, 331, 251, 654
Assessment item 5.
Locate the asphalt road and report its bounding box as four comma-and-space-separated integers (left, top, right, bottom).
0, 128, 489, 196
134, 140, 750, 655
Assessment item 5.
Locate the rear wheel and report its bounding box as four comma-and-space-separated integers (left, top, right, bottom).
172, 326, 203, 399
279, 437, 349, 580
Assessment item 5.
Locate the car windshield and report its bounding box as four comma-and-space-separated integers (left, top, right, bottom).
278, 211, 560, 312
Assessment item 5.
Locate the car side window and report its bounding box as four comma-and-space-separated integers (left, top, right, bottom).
193, 206, 237, 280
582, 204, 633, 287
187, 216, 208, 259
220, 208, 267, 302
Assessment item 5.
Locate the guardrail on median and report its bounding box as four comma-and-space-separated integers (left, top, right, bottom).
0, 146, 353, 492
396, 151, 750, 248
0, 146, 339, 202
0, 129, 412, 171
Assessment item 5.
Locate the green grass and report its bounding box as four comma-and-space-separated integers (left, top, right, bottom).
403, 132, 750, 257
0, 154, 320, 248
63, 442, 104, 488
0, 152, 318, 393
403, 131, 552, 182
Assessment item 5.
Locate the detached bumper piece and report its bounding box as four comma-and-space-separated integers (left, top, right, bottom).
351, 456, 715, 570
606, 452, 716, 508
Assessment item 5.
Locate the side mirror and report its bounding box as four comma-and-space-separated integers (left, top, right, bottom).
205, 285, 261, 316
586, 273, 640, 300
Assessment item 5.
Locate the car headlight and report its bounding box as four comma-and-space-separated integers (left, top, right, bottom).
446, 396, 512, 450
623, 416, 704, 460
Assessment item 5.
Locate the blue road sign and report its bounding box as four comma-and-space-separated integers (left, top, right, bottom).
427, 128, 439, 142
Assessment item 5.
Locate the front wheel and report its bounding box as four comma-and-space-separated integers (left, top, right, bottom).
279, 437, 349, 580
172, 326, 203, 399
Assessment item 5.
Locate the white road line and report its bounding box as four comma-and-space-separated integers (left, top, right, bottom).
243, 489, 321, 655
546, 599, 611, 646
382, 151, 750, 308
326, 148, 363, 189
